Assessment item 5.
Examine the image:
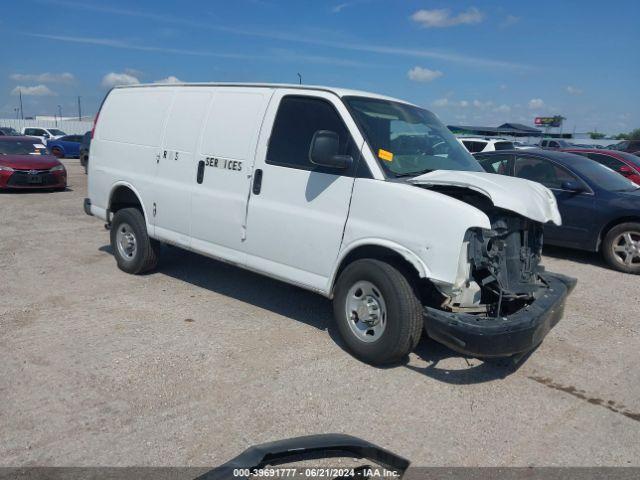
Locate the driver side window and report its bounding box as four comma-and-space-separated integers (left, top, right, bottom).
267, 95, 359, 175
514, 156, 578, 189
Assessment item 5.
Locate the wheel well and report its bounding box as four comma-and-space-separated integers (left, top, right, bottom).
333, 245, 442, 306
109, 186, 144, 219
598, 216, 640, 250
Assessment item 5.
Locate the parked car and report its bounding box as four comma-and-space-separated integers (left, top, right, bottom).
539, 139, 575, 149
0, 136, 67, 190
513, 141, 537, 149
608, 140, 640, 153
562, 148, 640, 186
47, 134, 83, 158
0, 127, 20, 136
84, 83, 576, 365
79, 131, 91, 173
21, 127, 66, 144
476, 149, 640, 274
457, 136, 514, 153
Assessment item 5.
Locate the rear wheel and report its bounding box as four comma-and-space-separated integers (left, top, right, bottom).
110, 207, 160, 274
333, 259, 423, 365
51, 147, 63, 158
602, 222, 640, 274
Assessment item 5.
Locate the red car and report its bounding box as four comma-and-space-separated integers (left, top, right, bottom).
562, 148, 640, 186
0, 136, 67, 190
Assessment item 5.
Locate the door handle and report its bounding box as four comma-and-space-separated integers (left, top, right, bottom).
196, 160, 205, 184
252, 169, 263, 194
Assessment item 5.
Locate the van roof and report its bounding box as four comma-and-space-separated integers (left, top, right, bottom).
113, 82, 415, 106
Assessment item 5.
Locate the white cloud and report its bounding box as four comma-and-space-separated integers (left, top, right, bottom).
411, 7, 484, 28
528, 98, 545, 109
101, 72, 140, 88
494, 104, 511, 113
332, 2, 355, 12
566, 85, 583, 95
432, 98, 449, 107
9, 72, 74, 84
499, 84, 508, 90
459, 100, 469, 107
473, 99, 493, 109
27, 30, 530, 71
11, 85, 56, 96
124, 68, 143, 77
407, 66, 443, 82
500, 15, 520, 27
154, 75, 183, 84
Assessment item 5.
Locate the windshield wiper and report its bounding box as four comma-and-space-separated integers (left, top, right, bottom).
394, 168, 433, 178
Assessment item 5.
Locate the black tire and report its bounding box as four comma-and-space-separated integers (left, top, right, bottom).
110, 207, 160, 274
51, 147, 64, 158
332, 259, 423, 365
602, 222, 640, 274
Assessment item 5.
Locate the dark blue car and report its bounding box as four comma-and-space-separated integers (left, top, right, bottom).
476, 149, 640, 274
47, 134, 83, 158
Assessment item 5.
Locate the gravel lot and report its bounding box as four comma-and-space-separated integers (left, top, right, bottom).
1, 159, 639, 467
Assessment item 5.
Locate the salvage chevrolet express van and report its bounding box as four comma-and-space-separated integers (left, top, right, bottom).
84, 83, 576, 364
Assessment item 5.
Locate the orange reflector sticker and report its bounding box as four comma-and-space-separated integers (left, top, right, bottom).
378, 149, 394, 161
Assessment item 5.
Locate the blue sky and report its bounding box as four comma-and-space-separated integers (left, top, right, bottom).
2, 0, 638, 134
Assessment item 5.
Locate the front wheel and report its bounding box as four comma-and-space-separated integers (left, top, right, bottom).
110, 207, 160, 274
332, 259, 423, 365
602, 222, 640, 274
51, 147, 64, 158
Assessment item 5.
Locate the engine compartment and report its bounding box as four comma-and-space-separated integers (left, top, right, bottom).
420, 185, 546, 317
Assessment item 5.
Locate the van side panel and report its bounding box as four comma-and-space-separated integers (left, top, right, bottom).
153, 89, 213, 246
89, 87, 173, 232
190, 88, 274, 263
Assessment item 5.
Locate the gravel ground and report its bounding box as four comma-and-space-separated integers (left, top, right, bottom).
1, 159, 639, 467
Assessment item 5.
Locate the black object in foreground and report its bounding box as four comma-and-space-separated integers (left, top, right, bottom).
196, 434, 410, 479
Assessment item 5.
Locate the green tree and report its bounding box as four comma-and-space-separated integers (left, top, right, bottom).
628, 128, 640, 140
615, 133, 629, 140
588, 131, 606, 139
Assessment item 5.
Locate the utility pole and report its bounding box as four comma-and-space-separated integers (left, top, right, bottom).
19, 89, 24, 120
77, 96, 82, 120
297, 73, 302, 85
14, 107, 19, 119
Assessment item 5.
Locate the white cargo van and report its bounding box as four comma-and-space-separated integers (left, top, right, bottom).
85, 83, 576, 364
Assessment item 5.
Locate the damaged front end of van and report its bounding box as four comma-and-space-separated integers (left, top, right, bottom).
409, 171, 577, 358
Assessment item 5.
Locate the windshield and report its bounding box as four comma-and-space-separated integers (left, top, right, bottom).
48, 129, 66, 136
0, 140, 45, 155
573, 157, 639, 191
0, 127, 19, 135
344, 96, 483, 177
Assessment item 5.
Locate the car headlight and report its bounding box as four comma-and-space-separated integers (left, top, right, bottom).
50, 165, 65, 172
0, 165, 14, 172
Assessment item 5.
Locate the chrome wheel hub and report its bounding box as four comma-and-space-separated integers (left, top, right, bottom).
612, 231, 640, 266
345, 281, 387, 343
116, 223, 137, 260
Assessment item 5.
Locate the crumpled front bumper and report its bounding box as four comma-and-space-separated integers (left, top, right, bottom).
423, 272, 577, 358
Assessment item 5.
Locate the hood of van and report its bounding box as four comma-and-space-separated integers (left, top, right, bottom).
408, 170, 562, 225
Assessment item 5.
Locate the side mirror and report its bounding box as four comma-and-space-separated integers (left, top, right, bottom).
42, 133, 50, 139
561, 180, 584, 192
309, 130, 353, 170
619, 165, 634, 177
